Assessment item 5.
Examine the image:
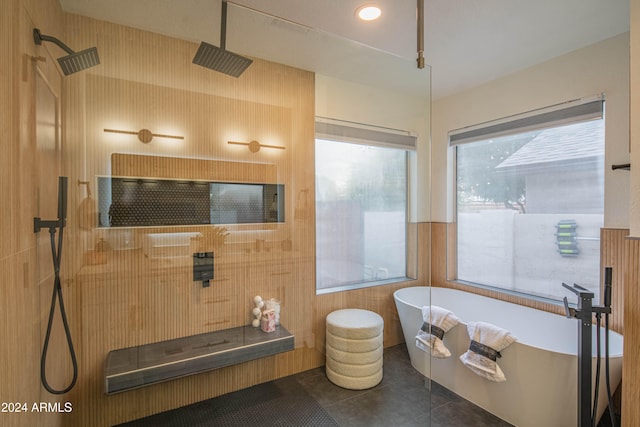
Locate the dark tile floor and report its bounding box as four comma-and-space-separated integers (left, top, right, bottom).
293, 344, 511, 427
123, 343, 621, 426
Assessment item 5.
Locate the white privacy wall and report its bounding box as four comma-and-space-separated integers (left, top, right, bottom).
458, 212, 603, 300
431, 33, 630, 228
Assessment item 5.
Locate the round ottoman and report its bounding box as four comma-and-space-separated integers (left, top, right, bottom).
325, 309, 384, 390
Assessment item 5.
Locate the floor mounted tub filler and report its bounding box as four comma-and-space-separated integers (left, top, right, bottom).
393, 286, 623, 427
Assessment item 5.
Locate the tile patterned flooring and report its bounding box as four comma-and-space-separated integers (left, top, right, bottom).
122, 343, 620, 426
294, 344, 511, 427
123, 344, 510, 426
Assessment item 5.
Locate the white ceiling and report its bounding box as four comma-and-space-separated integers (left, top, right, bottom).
58, 0, 629, 100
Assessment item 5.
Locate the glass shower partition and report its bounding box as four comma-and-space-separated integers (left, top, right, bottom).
67, 3, 432, 425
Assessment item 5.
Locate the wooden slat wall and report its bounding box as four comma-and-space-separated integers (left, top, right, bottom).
622, 238, 640, 426
111, 153, 278, 184
431, 222, 456, 283
2, 1, 72, 427
59, 17, 317, 424
601, 228, 628, 333
9, 2, 638, 426
624, 2, 639, 423
5, 12, 429, 427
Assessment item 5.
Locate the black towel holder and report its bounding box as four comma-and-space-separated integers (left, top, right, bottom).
611, 163, 630, 171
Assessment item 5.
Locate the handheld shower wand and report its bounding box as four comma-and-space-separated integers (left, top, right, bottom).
603, 267, 617, 427
34, 176, 78, 394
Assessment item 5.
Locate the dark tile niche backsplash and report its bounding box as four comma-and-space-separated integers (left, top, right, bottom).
98, 177, 284, 227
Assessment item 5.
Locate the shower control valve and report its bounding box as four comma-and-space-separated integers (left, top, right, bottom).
34, 217, 66, 233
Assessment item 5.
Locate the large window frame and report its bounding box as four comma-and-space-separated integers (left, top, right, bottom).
315, 118, 417, 294
450, 96, 605, 303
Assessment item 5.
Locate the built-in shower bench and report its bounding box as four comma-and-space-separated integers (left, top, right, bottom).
104, 325, 294, 394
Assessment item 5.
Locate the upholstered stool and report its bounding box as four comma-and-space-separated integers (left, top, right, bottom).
325, 309, 384, 390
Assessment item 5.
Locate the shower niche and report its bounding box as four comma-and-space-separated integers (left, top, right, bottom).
97, 176, 284, 227
95, 153, 286, 228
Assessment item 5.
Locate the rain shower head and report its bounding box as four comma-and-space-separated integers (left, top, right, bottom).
193, 41, 252, 77
193, 1, 252, 77
56, 47, 100, 76
33, 28, 100, 75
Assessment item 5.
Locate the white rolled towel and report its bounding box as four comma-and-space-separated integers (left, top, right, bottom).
459, 321, 516, 382
415, 305, 460, 358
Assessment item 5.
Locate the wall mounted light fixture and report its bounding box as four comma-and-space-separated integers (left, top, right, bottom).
227, 140, 285, 153
103, 128, 184, 144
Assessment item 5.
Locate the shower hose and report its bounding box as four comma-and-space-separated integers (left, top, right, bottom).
591, 312, 617, 427
40, 224, 78, 394
604, 310, 617, 427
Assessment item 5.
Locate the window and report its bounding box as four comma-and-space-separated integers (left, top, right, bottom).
315, 119, 415, 293
452, 97, 605, 302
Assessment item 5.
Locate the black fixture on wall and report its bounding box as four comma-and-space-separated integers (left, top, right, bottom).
611, 163, 630, 171
33, 28, 100, 75
193, 252, 214, 287
34, 177, 78, 394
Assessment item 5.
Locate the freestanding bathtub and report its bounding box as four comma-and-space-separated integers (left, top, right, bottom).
393, 286, 623, 427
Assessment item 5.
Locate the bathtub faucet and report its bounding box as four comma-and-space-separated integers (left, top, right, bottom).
561, 282, 611, 320
562, 281, 612, 427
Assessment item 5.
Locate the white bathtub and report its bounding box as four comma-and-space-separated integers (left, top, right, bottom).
393, 286, 623, 427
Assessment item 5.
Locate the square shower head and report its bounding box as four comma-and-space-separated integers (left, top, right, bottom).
57, 47, 100, 76
192, 41, 253, 78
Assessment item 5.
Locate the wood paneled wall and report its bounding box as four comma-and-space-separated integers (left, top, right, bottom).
8, 2, 638, 426
1, 4, 427, 426
601, 228, 628, 333
110, 153, 277, 184
61, 19, 311, 425
622, 237, 640, 425
1, 1, 74, 427
5, 12, 430, 427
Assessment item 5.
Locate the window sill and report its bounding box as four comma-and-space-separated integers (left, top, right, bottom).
445, 279, 569, 308
316, 276, 417, 295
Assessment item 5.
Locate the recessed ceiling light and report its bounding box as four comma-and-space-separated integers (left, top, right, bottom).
356, 5, 382, 21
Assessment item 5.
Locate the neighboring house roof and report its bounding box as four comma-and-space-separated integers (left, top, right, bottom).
496, 119, 604, 170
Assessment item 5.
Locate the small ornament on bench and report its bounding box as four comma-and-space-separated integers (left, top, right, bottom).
261, 309, 276, 333
251, 295, 265, 327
